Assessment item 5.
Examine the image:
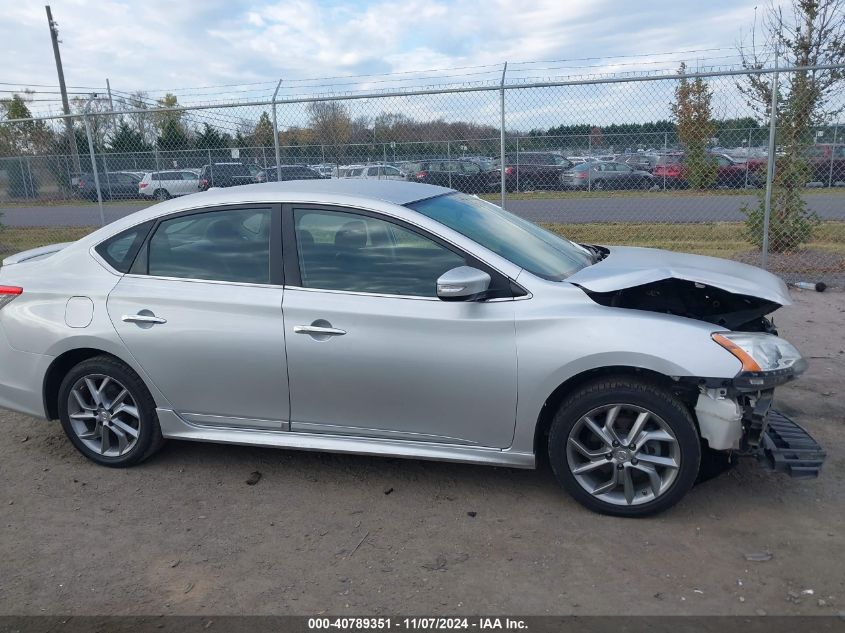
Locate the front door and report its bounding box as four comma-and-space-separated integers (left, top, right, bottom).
107, 205, 289, 429
283, 206, 518, 448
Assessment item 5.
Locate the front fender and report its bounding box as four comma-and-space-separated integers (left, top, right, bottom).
509, 295, 742, 453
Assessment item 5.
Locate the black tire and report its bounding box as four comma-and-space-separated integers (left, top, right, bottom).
548, 376, 701, 517
154, 188, 170, 201
58, 355, 164, 467
592, 179, 606, 191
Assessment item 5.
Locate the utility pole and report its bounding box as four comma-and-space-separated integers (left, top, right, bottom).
46, 5, 80, 172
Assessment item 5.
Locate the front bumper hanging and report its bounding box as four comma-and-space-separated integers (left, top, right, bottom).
757, 410, 826, 478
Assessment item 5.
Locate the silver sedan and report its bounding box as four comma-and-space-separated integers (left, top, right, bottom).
0, 180, 823, 516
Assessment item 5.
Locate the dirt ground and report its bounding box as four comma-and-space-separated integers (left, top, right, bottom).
0, 290, 843, 617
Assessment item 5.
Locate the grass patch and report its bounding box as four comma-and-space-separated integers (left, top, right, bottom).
2, 221, 843, 270
541, 221, 845, 260
0, 226, 97, 254
480, 187, 845, 202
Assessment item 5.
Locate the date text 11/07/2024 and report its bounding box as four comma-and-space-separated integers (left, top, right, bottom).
307, 617, 529, 630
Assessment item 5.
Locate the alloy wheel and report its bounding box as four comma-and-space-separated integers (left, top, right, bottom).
67, 374, 141, 457
566, 404, 681, 506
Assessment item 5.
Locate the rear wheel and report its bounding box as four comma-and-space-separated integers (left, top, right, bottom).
154, 188, 170, 201
58, 355, 164, 467
548, 377, 700, 517
592, 179, 606, 191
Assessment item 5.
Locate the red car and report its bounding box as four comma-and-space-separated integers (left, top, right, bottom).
653, 153, 764, 189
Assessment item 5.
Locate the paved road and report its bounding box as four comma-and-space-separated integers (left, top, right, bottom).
2, 192, 844, 227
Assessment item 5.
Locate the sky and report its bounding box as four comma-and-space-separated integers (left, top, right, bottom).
0, 0, 780, 130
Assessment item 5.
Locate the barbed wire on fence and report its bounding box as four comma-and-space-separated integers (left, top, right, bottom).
1, 63, 844, 284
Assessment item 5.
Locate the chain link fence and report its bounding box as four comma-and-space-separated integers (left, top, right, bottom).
1, 64, 844, 283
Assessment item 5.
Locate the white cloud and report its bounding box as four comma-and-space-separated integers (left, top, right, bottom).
0, 0, 766, 127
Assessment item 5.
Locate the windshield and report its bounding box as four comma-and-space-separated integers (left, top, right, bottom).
407, 193, 593, 280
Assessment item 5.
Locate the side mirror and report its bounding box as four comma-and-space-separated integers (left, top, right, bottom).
436, 266, 491, 302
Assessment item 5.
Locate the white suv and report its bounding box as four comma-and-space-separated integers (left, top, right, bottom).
138, 170, 201, 200
343, 164, 405, 180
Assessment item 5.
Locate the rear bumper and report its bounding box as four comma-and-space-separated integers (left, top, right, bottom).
0, 322, 51, 418
757, 410, 826, 478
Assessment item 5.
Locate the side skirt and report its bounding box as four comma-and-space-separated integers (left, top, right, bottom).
157, 409, 536, 469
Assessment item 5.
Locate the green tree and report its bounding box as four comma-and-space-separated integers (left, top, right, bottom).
251, 112, 276, 148
671, 63, 717, 189
109, 120, 151, 153
738, 0, 844, 251
195, 123, 229, 150
154, 93, 189, 151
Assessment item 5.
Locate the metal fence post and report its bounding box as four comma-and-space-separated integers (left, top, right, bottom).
499, 61, 507, 210
662, 132, 668, 191
272, 79, 282, 181
828, 123, 838, 188
25, 156, 35, 199
745, 128, 752, 188
515, 136, 520, 192
761, 64, 779, 270
588, 132, 592, 192
447, 140, 452, 189
82, 111, 105, 226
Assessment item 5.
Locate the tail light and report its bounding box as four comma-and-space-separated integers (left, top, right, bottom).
139, 182, 148, 188
78, 179, 85, 188
415, 171, 428, 180
0, 286, 22, 310
200, 178, 209, 187
504, 166, 513, 176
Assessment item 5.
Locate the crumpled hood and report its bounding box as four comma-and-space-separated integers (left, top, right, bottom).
567, 245, 792, 306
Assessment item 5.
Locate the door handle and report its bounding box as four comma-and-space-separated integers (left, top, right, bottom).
122, 314, 167, 325
294, 325, 346, 336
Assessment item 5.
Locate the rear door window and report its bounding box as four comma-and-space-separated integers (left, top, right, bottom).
146, 208, 272, 284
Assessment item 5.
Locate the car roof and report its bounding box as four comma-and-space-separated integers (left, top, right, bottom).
91, 180, 453, 238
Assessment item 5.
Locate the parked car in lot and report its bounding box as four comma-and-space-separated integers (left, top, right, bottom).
566, 156, 599, 165
342, 164, 406, 181
338, 165, 366, 178
407, 159, 491, 193
494, 152, 573, 191
653, 153, 764, 189
619, 154, 661, 173
138, 170, 201, 200
0, 179, 824, 517
256, 165, 325, 183
198, 162, 254, 190
78, 171, 143, 200
310, 163, 337, 178
803, 143, 845, 185
560, 161, 656, 190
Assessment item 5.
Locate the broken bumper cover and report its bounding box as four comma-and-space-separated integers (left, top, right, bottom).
757, 410, 826, 478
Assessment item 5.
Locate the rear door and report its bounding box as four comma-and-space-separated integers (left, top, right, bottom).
107, 204, 289, 429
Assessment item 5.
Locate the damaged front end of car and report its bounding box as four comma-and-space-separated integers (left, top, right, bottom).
569, 246, 826, 478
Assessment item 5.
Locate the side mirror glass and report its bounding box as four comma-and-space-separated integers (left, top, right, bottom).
436, 266, 491, 302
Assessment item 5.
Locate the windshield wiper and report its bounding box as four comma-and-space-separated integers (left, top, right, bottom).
580, 243, 607, 264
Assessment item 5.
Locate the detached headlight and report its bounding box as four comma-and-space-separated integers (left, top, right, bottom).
712, 332, 806, 373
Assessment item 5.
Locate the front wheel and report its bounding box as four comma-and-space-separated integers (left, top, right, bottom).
58, 355, 164, 467
548, 377, 701, 517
